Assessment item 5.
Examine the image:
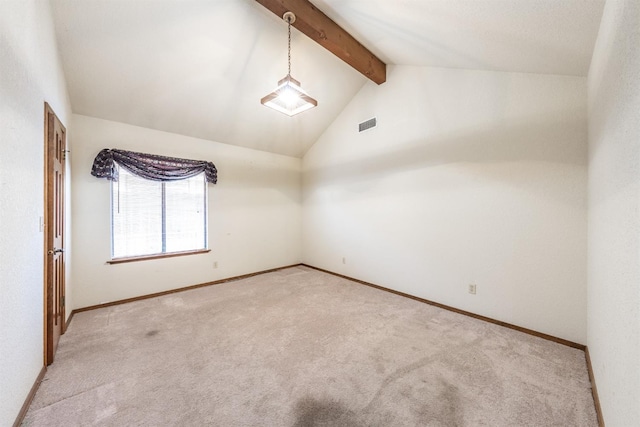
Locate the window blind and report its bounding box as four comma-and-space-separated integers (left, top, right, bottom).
111, 165, 206, 258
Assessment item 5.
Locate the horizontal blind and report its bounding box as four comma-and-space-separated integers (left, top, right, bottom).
165, 174, 207, 253
111, 165, 206, 258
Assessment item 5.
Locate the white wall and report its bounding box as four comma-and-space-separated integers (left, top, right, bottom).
71, 115, 301, 308
587, 0, 640, 424
0, 1, 72, 425
303, 65, 588, 343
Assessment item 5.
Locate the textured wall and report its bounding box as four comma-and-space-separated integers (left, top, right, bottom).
70, 115, 301, 308
0, 1, 72, 425
587, 0, 640, 424
303, 65, 588, 343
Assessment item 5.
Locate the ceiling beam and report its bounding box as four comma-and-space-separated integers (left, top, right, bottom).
255, 0, 386, 85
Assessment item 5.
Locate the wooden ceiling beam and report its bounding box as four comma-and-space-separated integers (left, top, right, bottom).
255, 0, 386, 85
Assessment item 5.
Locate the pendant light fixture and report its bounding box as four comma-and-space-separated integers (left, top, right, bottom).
261, 11, 317, 116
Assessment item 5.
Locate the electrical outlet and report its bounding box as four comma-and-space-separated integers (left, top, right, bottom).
468, 284, 477, 295
342, 257, 346, 264
213, 261, 218, 269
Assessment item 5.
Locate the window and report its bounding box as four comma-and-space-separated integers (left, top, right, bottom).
111, 164, 207, 259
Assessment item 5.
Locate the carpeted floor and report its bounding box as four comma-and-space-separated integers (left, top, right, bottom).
23, 266, 597, 426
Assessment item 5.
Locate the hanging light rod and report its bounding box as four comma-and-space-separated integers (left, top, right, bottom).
261, 11, 318, 116
255, 0, 386, 85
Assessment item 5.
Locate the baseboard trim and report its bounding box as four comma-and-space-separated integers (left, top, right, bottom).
13, 365, 46, 427
301, 264, 586, 350
68, 264, 301, 320
65, 311, 75, 331
585, 346, 605, 426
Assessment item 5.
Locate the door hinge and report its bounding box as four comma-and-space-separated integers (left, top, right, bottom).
62, 296, 65, 307
63, 149, 70, 160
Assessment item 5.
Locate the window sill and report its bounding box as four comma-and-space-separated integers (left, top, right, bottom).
107, 249, 211, 264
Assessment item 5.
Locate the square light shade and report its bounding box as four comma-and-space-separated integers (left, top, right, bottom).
261, 75, 317, 116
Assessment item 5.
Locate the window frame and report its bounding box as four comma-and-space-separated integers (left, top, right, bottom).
108, 165, 209, 263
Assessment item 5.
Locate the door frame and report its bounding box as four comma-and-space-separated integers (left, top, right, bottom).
43, 102, 67, 365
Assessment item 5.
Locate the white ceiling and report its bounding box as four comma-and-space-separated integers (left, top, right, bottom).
51, 0, 605, 158
314, 0, 606, 75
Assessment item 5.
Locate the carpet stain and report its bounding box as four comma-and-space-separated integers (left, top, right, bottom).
418, 377, 464, 427
145, 330, 159, 337
293, 397, 365, 427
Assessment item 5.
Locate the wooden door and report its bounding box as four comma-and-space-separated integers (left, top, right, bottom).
44, 103, 66, 365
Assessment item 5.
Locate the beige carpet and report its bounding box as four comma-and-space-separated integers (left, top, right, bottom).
23, 266, 597, 426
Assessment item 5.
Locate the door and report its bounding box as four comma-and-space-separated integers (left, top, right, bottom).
44, 103, 66, 365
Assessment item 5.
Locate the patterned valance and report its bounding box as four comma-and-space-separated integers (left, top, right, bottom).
91, 149, 217, 184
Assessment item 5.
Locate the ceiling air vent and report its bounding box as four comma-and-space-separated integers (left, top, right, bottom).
358, 117, 377, 132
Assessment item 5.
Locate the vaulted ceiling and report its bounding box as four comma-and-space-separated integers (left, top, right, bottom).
51, 0, 605, 158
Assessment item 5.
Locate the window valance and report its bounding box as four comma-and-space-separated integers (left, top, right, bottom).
91, 149, 217, 184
